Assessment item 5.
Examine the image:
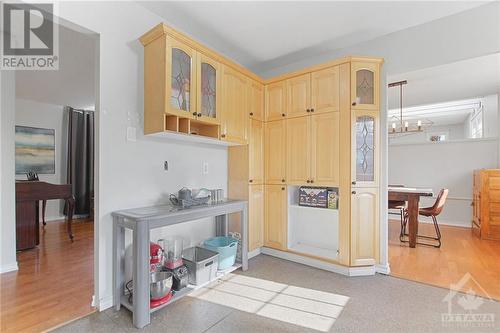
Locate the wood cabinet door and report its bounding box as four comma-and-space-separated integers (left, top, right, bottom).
351, 61, 379, 110
249, 184, 265, 251
351, 187, 379, 266
286, 116, 311, 185
265, 120, 286, 184
483, 170, 500, 240
166, 36, 197, 117
311, 66, 339, 114
249, 119, 264, 184
264, 185, 287, 250
311, 112, 339, 186
287, 73, 311, 118
265, 81, 287, 121
221, 66, 247, 143
472, 171, 482, 236
249, 81, 264, 121
196, 52, 221, 124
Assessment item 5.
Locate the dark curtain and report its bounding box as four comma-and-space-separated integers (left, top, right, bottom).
65, 106, 95, 216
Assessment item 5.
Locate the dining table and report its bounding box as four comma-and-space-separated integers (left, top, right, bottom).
388, 186, 434, 248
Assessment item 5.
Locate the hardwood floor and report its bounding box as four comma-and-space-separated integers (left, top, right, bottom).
0, 219, 95, 333
389, 219, 500, 301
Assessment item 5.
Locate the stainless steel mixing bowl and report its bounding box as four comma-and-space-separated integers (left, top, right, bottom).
150, 271, 173, 300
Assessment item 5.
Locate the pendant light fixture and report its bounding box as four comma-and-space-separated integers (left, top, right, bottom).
388, 80, 423, 134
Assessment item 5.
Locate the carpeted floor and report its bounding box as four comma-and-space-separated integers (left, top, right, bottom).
53, 255, 500, 333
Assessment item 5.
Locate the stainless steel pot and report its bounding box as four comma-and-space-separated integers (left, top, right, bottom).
150, 271, 173, 300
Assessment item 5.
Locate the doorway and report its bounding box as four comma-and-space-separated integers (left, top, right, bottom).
386, 54, 500, 301
0, 17, 100, 333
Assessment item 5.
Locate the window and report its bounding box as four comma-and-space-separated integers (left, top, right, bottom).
470, 109, 483, 139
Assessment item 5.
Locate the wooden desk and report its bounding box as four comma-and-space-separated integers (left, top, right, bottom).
388, 187, 433, 248
16, 181, 75, 250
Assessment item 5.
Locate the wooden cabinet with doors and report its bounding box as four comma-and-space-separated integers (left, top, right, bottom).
351, 61, 380, 111
473, 169, 500, 241
265, 81, 287, 121
249, 119, 264, 184
285, 66, 340, 119
286, 113, 339, 186
196, 52, 222, 125
350, 187, 379, 266
264, 184, 287, 250
249, 80, 264, 121
249, 184, 265, 251
264, 120, 286, 184
221, 66, 248, 144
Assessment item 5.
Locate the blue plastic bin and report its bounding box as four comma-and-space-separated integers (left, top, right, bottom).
203, 236, 238, 270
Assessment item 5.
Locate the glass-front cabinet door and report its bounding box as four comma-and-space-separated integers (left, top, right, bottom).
166, 36, 197, 117
196, 52, 220, 124
352, 110, 379, 187
351, 62, 379, 110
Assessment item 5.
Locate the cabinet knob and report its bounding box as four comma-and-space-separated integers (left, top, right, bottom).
282, 113, 286, 117
306, 109, 311, 113
249, 179, 253, 183
352, 181, 356, 185
352, 102, 357, 106
352, 191, 356, 194
192, 112, 197, 116
281, 187, 285, 191
249, 112, 254, 116
221, 134, 226, 138
311, 108, 315, 112
311, 180, 314, 183
197, 113, 202, 117
281, 179, 285, 183
306, 180, 310, 183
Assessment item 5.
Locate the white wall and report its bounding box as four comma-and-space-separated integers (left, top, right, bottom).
389, 139, 497, 227
0, 71, 18, 273
14, 99, 67, 221
482, 94, 498, 138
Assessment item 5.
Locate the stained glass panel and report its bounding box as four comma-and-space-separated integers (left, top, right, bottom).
171, 48, 191, 111
201, 63, 216, 118
356, 116, 375, 182
356, 70, 374, 105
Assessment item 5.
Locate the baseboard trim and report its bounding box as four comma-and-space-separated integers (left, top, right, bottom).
248, 248, 261, 259
0, 261, 18, 274
97, 294, 113, 311
375, 263, 391, 275
261, 247, 375, 276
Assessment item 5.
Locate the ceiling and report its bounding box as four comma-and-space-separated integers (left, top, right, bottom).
388, 53, 500, 126
138, 1, 487, 76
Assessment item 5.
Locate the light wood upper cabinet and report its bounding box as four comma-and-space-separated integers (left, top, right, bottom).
287, 73, 311, 118
264, 184, 287, 250
351, 61, 380, 110
195, 52, 221, 124
311, 112, 340, 185
311, 66, 339, 114
221, 66, 248, 144
249, 184, 265, 251
351, 187, 379, 266
352, 110, 379, 187
265, 81, 287, 121
286, 117, 311, 184
249, 81, 264, 121
249, 119, 264, 184
265, 120, 286, 184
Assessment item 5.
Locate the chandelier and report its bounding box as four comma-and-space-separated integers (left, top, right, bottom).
388, 80, 423, 134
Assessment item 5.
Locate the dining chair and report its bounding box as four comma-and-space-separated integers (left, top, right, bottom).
388, 184, 406, 240
401, 188, 449, 248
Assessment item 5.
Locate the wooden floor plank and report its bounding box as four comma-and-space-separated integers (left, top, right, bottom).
0, 219, 95, 333
389, 219, 500, 301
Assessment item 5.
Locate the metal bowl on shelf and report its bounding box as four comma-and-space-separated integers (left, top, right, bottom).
150, 271, 173, 300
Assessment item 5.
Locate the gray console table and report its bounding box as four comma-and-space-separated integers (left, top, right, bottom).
112, 200, 248, 328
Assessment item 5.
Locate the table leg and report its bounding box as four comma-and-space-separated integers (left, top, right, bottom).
113, 216, 125, 311
407, 196, 419, 248
132, 222, 150, 328
42, 200, 47, 226
66, 197, 75, 241
241, 205, 248, 271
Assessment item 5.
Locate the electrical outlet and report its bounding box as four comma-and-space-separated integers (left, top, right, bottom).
202, 162, 209, 175
164, 161, 169, 171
